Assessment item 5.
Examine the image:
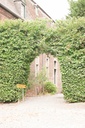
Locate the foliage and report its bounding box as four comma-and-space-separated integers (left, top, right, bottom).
45, 17, 85, 102
44, 82, 57, 94
37, 67, 48, 94
0, 18, 85, 103
0, 19, 48, 102
54, 17, 85, 102
68, 0, 85, 18
28, 67, 48, 94
28, 73, 39, 88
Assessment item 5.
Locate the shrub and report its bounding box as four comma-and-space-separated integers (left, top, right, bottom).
46, 17, 85, 102
0, 18, 85, 103
28, 67, 48, 95
55, 17, 85, 102
0, 19, 48, 102
44, 82, 57, 94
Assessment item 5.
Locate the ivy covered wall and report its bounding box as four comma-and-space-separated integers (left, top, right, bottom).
0, 20, 48, 102
46, 17, 85, 102
0, 18, 85, 102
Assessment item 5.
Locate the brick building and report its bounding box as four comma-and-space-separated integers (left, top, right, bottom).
0, 0, 62, 92
30, 54, 62, 93
0, 0, 54, 21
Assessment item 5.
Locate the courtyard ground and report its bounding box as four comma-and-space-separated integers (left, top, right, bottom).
0, 94, 85, 128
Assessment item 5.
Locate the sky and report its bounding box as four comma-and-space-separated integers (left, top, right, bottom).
34, 0, 70, 20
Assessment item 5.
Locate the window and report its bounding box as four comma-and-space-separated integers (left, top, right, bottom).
34, 4, 38, 16
54, 69, 56, 85
54, 60, 57, 85
14, 0, 26, 18
21, 3, 25, 18
54, 60, 56, 68
35, 64, 39, 77
35, 57, 39, 77
46, 57, 49, 67
46, 57, 49, 77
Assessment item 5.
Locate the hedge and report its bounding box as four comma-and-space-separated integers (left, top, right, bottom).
46, 17, 85, 102
0, 19, 48, 102
0, 18, 85, 102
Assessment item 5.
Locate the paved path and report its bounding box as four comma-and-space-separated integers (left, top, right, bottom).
0, 94, 85, 128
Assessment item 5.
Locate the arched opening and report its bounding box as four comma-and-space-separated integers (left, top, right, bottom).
28, 53, 62, 96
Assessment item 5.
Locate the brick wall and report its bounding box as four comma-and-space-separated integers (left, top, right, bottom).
0, 6, 17, 20
30, 54, 62, 93
0, 0, 52, 21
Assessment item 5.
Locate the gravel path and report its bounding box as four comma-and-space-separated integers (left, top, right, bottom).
0, 94, 85, 128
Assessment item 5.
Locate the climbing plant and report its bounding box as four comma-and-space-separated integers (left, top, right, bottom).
0, 19, 48, 102
46, 17, 85, 102
0, 18, 85, 102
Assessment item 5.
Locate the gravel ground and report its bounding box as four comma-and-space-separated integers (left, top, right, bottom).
0, 94, 85, 128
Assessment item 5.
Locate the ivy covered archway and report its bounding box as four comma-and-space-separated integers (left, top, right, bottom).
0, 18, 85, 102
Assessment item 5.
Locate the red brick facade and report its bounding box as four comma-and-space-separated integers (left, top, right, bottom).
0, 0, 53, 21
30, 54, 62, 93
0, 6, 18, 20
